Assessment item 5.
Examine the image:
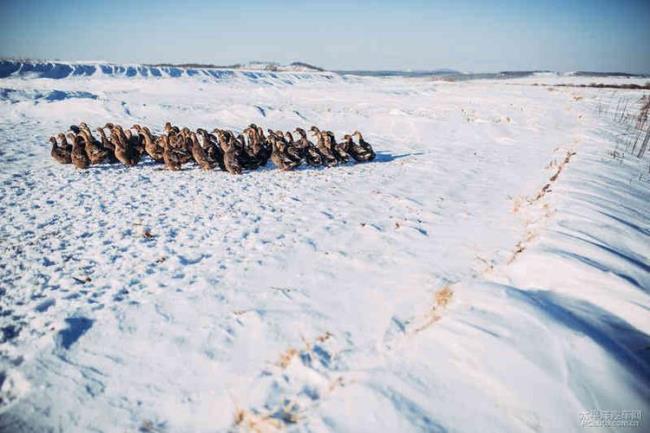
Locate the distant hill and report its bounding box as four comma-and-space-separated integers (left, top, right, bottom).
147, 61, 325, 72
567, 71, 649, 78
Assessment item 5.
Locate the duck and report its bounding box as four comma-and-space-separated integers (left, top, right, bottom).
170, 131, 193, 164
216, 130, 243, 175
141, 126, 164, 162
283, 131, 304, 163
232, 130, 264, 170
79, 122, 93, 137
242, 126, 271, 168
198, 129, 225, 170
50, 136, 71, 164
294, 127, 322, 167
189, 132, 215, 170
57, 133, 73, 152
71, 134, 90, 169
96, 127, 114, 152
112, 125, 140, 166
79, 129, 110, 164
125, 128, 145, 158
269, 132, 300, 171
99, 125, 123, 163
160, 135, 183, 170
323, 131, 350, 163
164, 121, 180, 136
350, 131, 376, 162
309, 126, 338, 166
96, 127, 119, 164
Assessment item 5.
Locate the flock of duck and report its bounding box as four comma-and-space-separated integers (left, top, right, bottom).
49, 122, 376, 174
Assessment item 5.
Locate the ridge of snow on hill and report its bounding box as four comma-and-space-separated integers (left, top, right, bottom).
0, 60, 330, 80
0, 63, 648, 433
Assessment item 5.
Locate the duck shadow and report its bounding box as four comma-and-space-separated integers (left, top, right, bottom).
74, 151, 422, 174
373, 151, 423, 163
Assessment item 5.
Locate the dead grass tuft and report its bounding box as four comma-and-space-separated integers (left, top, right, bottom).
435, 286, 454, 308
316, 331, 333, 343
233, 409, 282, 433
277, 348, 298, 369
411, 285, 455, 334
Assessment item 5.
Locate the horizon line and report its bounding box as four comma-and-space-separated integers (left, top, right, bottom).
0, 57, 648, 77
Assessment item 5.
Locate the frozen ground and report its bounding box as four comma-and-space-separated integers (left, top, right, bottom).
0, 64, 648, 433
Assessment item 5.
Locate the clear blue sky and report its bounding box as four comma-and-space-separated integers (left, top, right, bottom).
1, 0, 649, 73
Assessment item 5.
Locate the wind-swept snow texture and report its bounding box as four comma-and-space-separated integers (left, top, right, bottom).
0, 62, 648, 433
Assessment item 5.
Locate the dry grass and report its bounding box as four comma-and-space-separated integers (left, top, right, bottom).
316, 331, 333, 343
411, 285, 455, 334
233, 409, 283, 433
277, 348, 298, 369
435, 286, 453, 308
512, 196, 525, 213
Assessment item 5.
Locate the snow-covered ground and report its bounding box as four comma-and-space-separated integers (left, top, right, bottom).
0, 64, 648, 433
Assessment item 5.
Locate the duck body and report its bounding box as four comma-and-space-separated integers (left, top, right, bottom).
80, 130, 110, 164
71, 135, 90, 169
50, 136, 71, 164
310, 127, 338, 167
96, 128, 118, 163
322, 131, 349, 163
142, 127, 164, 162
294, 128, 322, 167
269, 135, 300, 171
112, 126, 139, 166
201, 130, 226, 171
350, 132, 376, 162
189, 132, 215, 170
159, 135, 182, 171
223, 135, 244, 175
283, 132, 304, 164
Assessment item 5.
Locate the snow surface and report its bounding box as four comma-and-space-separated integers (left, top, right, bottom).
0, 63, 648, 433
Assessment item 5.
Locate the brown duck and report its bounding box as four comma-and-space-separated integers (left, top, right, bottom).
198, 129, 224, 170
112, 126, 140, 166
50, 136, 71, 164
217, 131, 243, 175
350, 131, 376, 162
142, 126, 164, 162
161, 135, 183, 171
57, 133, 73, 152
189, 132, 215, 170
321, 131, 349, 163
294, 128, 322, 167
310, 126, 338, 166
269, 133, 300, 171
282, 131, 303, 163
71, 135, 90, 169
80, 130, 110, 164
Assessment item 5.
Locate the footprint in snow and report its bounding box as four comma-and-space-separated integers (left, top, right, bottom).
56, 317, 93, 350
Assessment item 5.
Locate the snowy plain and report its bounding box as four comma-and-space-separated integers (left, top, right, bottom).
0, 63, 648, 433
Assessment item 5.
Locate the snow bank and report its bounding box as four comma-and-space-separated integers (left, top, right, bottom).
0, 60, 337, 83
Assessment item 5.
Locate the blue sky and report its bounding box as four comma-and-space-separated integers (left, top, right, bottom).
1, 0, 649, 73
